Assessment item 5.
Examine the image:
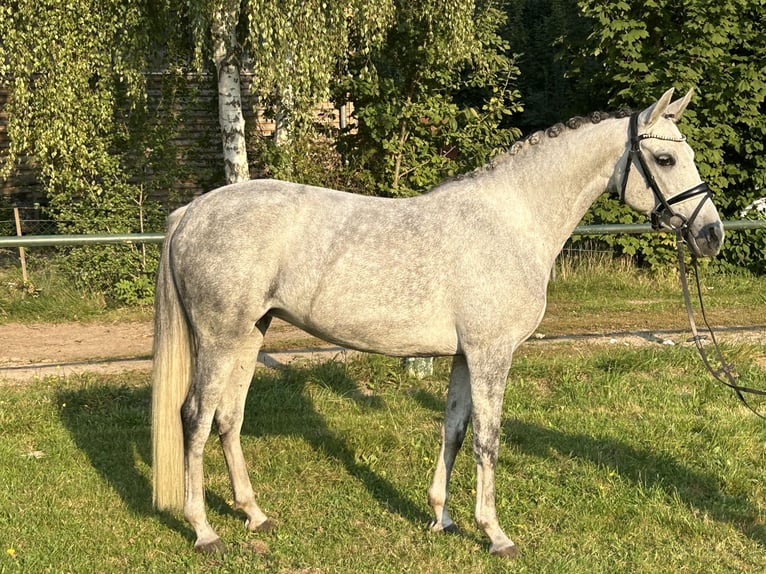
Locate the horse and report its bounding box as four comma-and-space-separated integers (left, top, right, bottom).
151, 89, 724, 557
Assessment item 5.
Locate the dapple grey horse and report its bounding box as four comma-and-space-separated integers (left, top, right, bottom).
152, 89, 724, 557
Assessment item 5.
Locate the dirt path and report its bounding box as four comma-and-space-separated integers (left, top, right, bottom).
1, 318, 764, 383
0, 318, 339, 382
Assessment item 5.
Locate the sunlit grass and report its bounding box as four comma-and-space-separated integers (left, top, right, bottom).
0, 258, 151, 324
2, 346, 766, 573
544, 253, 766, 334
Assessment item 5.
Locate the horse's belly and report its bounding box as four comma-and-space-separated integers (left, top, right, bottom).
272, 307, 459, 357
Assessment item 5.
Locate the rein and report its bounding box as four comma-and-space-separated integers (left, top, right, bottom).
622, 111, 766, 418
674, 232, 766, 420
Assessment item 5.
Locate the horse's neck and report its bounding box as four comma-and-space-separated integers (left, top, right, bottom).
489, 118, 628, 264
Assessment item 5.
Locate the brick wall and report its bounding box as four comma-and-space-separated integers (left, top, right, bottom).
0, 73, 349, 206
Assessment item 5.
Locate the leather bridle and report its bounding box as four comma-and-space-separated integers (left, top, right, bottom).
619, 112, 766, 418
619, 112, 713, 234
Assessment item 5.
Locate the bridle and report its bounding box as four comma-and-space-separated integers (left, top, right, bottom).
620, 112, 766, 419
619, 112, 712, 234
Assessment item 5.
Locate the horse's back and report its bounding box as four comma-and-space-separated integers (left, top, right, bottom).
167, 178, 548, 356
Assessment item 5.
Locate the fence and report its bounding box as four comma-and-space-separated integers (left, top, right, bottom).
2, 215, 766, 284
3, 220, 765, 249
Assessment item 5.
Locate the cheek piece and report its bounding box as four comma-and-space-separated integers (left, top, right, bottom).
619, 112, 713, 234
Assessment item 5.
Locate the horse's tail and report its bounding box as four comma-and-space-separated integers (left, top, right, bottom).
152, 206, 192, 511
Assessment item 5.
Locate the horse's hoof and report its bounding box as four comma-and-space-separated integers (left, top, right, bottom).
428, 520, 459, 534
195, 538, 227, 554
247, 518, 276, 532
490, 542, 518, 558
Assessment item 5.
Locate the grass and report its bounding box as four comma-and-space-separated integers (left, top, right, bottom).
0, 258, 152, 324
2, 346, 766, 573
544, 254, 766, 334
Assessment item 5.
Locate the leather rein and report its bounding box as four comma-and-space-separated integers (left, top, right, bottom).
621, 112, 766, 419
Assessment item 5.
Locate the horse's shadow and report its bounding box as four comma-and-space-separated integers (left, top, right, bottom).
236, 360, 430, 525
56, 360, 431, 544
57, 363, 766, 549
500, 418, 766, 547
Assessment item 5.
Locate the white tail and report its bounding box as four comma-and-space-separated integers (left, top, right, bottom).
152, 207, 192, 511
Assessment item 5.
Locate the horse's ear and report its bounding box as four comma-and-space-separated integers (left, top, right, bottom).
644, 88, 676, 128
665, 88, 694, 123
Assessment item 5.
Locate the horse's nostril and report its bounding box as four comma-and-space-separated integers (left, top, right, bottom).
704, 222, 724, 252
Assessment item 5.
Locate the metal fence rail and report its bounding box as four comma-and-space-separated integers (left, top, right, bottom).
0, 233, 165, 248
1, 221, 765, 248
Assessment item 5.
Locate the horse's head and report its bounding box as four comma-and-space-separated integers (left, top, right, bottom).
614, 88, 724, 257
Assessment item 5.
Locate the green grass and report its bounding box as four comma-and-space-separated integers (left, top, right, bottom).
544, 256, 766, 334
0, 260, 152, 324
3, 347, 766, 573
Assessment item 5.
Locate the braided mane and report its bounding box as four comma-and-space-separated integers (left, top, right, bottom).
434, 109, 633, 187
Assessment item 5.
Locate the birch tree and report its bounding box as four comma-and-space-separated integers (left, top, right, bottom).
188, 0, 395, 181
211, 0, 249, 183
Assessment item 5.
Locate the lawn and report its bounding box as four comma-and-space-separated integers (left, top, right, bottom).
2, 255, 766, 572
2, 345, 766, 573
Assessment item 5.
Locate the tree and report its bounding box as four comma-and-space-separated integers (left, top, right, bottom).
186, 0, 397, 182
0, 0, 188, 303
503, 0, 598, 131
336, 0, 523, 197
210, 0, 250, 183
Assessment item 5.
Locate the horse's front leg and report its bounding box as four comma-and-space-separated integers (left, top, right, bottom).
428, 354, 472, 533
467, 350, 517, 558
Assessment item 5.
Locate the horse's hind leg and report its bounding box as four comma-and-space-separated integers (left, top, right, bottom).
215, 317, 274, 533
428, 354, 472, 533
183, 321, 269, 553
182, 345, 235, 552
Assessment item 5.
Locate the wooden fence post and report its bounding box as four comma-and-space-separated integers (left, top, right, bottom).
13, 207, 29, 284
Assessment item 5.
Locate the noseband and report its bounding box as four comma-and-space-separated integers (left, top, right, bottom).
620, 113, 766, 418
619, 112, 712, 232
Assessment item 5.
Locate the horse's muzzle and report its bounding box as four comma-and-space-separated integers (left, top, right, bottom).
650, 182, 724, 258
687, 220, 724, 258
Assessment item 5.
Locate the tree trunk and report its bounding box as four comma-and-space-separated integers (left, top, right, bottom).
273, 75, 293, 148
212, 0, 249, 184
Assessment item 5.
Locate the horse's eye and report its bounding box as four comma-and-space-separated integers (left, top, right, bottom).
656, 154, 676, 167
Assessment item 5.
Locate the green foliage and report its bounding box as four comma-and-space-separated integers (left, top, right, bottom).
572, 0, 766, 272
335, 0, 523, 196
0, 1, 195, 304
249, 125, 369, 192
504, 0, 600, 131
240, 0, 395, 123
574, 195, 680, 268
184, 0, 395, 130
